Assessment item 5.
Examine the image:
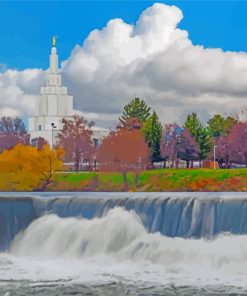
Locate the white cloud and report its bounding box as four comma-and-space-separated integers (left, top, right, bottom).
61, 2, 247, 125
0, 68, 45, 118
1, 3, 247, 127
0, 107, 21, 118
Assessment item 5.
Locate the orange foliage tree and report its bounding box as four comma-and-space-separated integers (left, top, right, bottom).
0, 144, 64, 191
97, 127, 150, 189
58, 115, 94, 172
36, 145, 65, 190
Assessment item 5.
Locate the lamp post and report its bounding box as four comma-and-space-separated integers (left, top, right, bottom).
213, 145, 217, 169
51, 123, 57, 148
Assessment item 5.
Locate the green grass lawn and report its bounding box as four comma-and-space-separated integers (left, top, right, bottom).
52, 168, 247, 191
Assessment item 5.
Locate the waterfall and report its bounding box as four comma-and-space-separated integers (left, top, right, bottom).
0, 193, 247, 251
0, 197, 38, 251
9, 207, 247, 271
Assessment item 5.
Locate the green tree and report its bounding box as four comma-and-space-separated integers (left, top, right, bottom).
119, 97, 151, 125
184, 112, 202, 139
184, 112, 211, 161
119, 98, 163, 163
197, 127, 211, 160
207, 114, 237, 138
142, 111, 162, 162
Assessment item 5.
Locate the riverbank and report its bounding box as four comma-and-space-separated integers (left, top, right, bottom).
50, 168, 247, 191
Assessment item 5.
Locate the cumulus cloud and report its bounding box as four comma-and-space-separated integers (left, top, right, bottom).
1, 3, 247, 127
0, 68, 45, 118
62, 2, 247, 125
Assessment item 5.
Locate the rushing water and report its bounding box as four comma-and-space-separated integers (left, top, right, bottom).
1, 192, 247, 295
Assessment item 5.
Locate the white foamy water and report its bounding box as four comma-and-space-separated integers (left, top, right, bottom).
1, 207, 247, 295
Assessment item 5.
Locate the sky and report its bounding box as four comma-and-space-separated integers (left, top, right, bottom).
0, 1, 247, 128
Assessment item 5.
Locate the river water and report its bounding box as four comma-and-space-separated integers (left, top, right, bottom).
0, 192, 247, 295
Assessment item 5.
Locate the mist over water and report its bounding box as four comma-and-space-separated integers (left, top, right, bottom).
1, 193, 247, 295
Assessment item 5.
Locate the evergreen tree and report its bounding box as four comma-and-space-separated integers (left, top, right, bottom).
184, 112, 210, 161
184, 112, 202, 139
119, 97, 151, 125
197, 127, 211, 160
142, 111, 162, 162
119, 98, 163, 162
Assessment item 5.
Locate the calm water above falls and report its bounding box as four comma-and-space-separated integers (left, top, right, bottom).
1, 192, 247, 295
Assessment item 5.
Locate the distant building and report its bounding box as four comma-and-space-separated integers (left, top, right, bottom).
28, 37, 109, 147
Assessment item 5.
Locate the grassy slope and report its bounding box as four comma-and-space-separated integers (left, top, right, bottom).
51, 169, 247, 191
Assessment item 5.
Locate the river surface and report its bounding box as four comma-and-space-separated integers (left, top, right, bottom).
0, 192, 247, 295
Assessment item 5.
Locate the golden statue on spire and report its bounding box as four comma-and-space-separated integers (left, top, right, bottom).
52, 36, 57, 47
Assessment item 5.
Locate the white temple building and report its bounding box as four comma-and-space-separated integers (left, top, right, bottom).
28, 38, 108, 147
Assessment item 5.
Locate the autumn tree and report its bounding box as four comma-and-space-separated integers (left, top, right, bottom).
215, 135, 233, 168
228, 122, 247, 167
97, 128, 150, 189
36, 145, 65, 189
58, 115, 94, 172
0, 144, 64, 191
120, 98, 162, 163
0, 145, 39, 190
177, 129, 200, 168
160, 123, 182, 168
118, 117, 143, 130
0, 116, 29, 152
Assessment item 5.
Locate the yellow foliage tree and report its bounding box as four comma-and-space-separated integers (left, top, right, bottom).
36, 145, 64, 190
0, 144, 64, 191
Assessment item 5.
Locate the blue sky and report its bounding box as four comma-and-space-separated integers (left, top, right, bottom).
1, 1, 247, 127
0, 1, 247, 70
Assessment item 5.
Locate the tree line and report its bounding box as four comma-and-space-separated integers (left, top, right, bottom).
0, 97, 246, 190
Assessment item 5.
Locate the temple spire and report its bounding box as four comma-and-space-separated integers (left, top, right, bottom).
49, 38, 59, 74
52, 36, 57, 47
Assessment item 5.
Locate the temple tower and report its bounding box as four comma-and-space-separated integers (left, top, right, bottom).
28, 37, 73, 146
